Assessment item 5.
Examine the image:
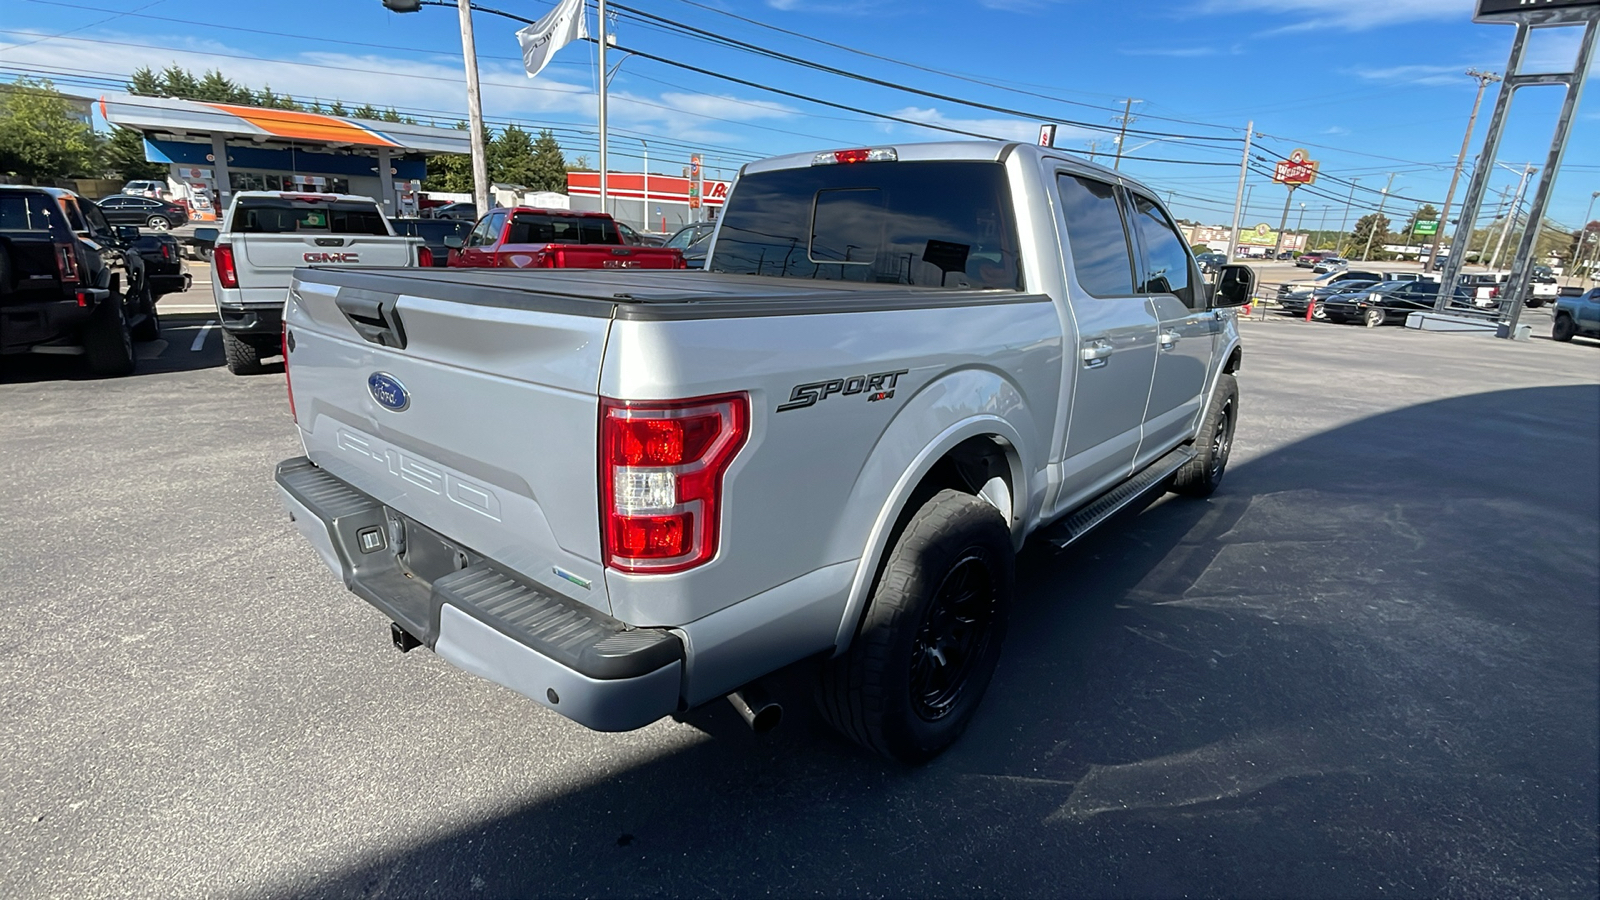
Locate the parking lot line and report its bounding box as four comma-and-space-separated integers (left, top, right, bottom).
191, 320, 216, 352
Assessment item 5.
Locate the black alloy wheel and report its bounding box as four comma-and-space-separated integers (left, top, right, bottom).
909, 553, 999, 722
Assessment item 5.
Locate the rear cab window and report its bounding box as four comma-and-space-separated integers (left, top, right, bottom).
506, 212, 620, 245
231, 197, 390, 235
0, 192, 64, 235
711, 160, 1022, 290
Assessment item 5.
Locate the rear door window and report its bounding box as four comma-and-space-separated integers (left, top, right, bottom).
0, 193, 60, 232
1056, 174, 1136, 297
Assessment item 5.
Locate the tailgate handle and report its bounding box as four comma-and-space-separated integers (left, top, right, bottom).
336, 290, 408, 349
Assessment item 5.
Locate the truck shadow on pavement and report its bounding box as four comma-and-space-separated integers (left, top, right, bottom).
0, 313, 243, 383
269, 385, 1599, 900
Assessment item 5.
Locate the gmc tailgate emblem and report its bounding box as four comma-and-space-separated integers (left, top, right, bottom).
304, 252, 360, 263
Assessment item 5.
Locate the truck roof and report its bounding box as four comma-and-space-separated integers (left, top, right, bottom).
230, 191, 381, 204
499, 207, 615, 219
0, 184, 80, 198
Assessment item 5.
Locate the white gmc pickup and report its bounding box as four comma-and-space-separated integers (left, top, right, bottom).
275, 141, 1255, 763
196, 191, 426, 375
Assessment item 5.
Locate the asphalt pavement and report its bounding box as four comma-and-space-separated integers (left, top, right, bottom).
0, 312, 1595, 899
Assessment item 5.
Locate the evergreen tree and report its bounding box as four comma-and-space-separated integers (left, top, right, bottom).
127, 66, 163, 97
351, 103, 381, 120
195, 69, 249, 103
326, 100, 348, 117
490, 124, 538, 186
0, 78, 101, 181
158, 64, 200, 98
526, 128, 568, 192
1349, 213, 1391, 259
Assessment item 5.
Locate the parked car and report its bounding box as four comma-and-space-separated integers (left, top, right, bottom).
1279, 278, 1380, 318
1277, 268, 1383, 301
97, 194, 190, 231
1295, 251, 1327, 268
392, 218, 472, 267
1457, 272, 1507, 309
425, 202, 478, 221
129, 230, 189, 300
1527, 265, 1558, 307
274, 141, 1255, 764
664, 222, 716, 269
1, 185, 156, 376
1196, 251, 1227, 275
1323, 279, 1472, 327
616, 222, 665, 246
121, 179, 168, 199
1551, 288, 1600, 342
192, 191, 428, 375
1276, 250, 1296, 261
445, 207, 686, 269
1311, 256, 1348, 274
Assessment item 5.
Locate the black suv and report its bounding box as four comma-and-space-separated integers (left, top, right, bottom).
97, 194, 190, 231
1, 185, 157, 376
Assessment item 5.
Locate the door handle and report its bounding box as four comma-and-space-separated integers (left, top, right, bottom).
1159, 330, 1180, 351
1080, 340, 1113, 369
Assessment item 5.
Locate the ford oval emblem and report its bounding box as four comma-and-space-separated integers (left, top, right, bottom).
367, 372, 410, 412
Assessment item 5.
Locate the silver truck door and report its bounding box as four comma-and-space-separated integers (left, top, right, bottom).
1052, 172, 1159, 511
1125, 189, 1219, 466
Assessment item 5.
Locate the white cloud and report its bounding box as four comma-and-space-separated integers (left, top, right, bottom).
1202, 0, 1472, 31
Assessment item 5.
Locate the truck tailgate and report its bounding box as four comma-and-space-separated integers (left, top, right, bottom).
285, 272, 613, 613
234, 235, 417, 304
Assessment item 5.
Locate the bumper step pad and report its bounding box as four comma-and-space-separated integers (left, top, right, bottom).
276, 457, 682, 680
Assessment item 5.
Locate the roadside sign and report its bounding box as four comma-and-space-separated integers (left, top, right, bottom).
689, 154, 702, 209
1476, 0, 1600, 20
1413, 219, 1440, 236
1273, 148, 1320, 186
1038, 124, 1057, 148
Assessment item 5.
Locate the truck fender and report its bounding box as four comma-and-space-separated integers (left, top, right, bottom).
828, 367, 1040, 655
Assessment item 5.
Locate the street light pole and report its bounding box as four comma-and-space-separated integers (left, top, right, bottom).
1427, 69, 1502, 275
1295, 201, 1306, 253
1490, 163, 1535, 269
597, 0, 608, 215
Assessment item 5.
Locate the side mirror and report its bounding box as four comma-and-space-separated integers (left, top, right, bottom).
443, 234, 465, 250
115, 225, 141, 242
1213, 264, 1256, 309
192, 227, 219, 249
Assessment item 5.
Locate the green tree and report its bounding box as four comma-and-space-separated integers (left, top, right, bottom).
195, 69, 252, 104
127, 66, 163, 96
490, 124, 537, 186
103, 125, 166, 181
351, 103, 381, 120
326, 100, 348, 117
1348, 213, 1390, 259
526, 128, 568, 192
158, 64, 200, 98
0, 78, 100, 181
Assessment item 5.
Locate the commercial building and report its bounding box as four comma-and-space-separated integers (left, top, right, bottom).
99, 93, 471, 221
566, 171, 730, 233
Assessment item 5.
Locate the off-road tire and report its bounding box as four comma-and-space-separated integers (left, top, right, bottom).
1552, 314, 1576, 343
130, 285, 160, 341
1171, 372, 1238, 498
816, 489, 1014, 765
83, 294, 135, 377
222, 329, 268, 375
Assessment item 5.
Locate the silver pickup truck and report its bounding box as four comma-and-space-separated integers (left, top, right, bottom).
275, 142, 1254, 763
195, 191, 426, 375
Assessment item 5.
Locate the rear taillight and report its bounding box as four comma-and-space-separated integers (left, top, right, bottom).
283, 327, 296, 423
600, 393, 749, 574
417, 245, 433, 267
160, 243, 172, 260
215, 244, 239, 289
54, 243, 80, 284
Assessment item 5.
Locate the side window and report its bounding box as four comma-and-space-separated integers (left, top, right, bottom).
1127, 192, 1196, 309
58, 198, 87, 232
468, 215, 496, 247
485, 212, 507, 245
1056, 174, 1136, 297
82, 202, 112, 235
100, 198, 126, 209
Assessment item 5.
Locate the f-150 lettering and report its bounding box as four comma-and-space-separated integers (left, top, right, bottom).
275, 141, 1255, 765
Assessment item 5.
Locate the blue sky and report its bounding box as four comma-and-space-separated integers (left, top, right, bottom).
2, 0, 1596, 232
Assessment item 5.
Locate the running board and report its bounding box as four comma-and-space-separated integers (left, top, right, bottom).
1041, 446, 1196, 549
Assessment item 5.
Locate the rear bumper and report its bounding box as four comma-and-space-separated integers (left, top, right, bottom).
275, 457, 684, 731
0, 292, 106, 354
218, 305, 283, 336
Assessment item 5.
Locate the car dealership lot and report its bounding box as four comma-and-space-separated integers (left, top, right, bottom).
1, 315, 1595, 899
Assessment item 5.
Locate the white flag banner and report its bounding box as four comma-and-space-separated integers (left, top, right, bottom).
517, 0, 588, 79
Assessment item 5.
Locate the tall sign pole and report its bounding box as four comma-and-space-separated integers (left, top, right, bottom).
1271, 148, 1319, 258
1438, 0, 1599, 332
1225, 121, 1253, 264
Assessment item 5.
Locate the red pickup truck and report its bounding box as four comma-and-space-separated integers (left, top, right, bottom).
444, 208, 685, 269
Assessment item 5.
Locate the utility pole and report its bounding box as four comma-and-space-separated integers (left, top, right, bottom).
456, 0, 490, 215
1490, 163, 1535, 269
1362, 173, 1397, 261
1337, 177, 1360, 257
597, 0, 609, 215
1112, 98, 1141, 170
1427, 69, 1502, 275
1225, 121, 1253, 263
1294, 201, 1306, 253
1085, 139, 1102, 163
1573, 190, 1599, 288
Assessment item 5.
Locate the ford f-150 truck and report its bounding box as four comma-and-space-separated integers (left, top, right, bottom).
195, 191, 426, 375
444, 207, 685, 270
275, 142, 1254, 763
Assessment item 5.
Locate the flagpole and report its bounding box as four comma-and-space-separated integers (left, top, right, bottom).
597, 0, 607, 215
